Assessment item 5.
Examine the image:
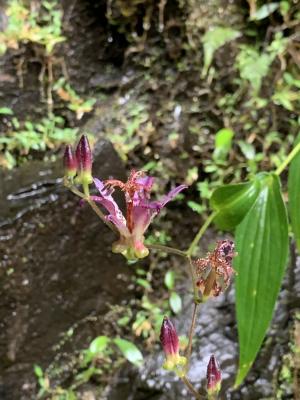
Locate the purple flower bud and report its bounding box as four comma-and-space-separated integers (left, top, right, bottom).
160, 316, 179, 358
76, 135, 92, 173
159, 316, 187, 370
63, 145, 77, 178
75, 135, 93, 187
207, 355, 221, 395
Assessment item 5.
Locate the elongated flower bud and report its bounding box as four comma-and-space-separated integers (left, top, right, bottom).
75, 135, 93, 187
160, 316, 186, 371
63, 145, 77, 178
207, 355, 221, 396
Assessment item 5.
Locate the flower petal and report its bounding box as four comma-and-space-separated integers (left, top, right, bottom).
93, 178, 127, 227
159, 184, 188, 207
132, 205, 153, 240
106, 215, 130, 238
136, 175, 154, 191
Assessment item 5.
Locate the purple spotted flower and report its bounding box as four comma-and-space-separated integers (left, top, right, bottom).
193, 240, 236, 300
91, 170, 187, 259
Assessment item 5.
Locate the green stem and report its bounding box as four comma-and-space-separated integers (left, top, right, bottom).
185, 302, 200, 369
187, 256, 201, 301
275, 140, 300, 176
65, 182, 117, 233
181, 376, 202, 399
186, 211, 218, 257
147, 243, 187, 258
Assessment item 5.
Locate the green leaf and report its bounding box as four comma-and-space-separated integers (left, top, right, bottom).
250, 3, 279, 20
187, 200, 204, 214
34, 364, 43, 378
114, 338, 143, 366
0, 107, 13, 115
210, 180, 261, 230
213, 128, 235, 161
236, 46, 273, 94
89, 336, 110, 354
234, 173, 289, 386
169, 291, 182, 314
136, 278, 151, 289
164, 270, 175, 290
202, 27, 240, 76
288, 133, 300, 251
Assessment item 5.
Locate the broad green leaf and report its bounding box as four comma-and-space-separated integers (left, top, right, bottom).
213, 128, 235, 161
89, 335, 110, 354
202, 27, 240, 76
164, 270, 175, 290
210, 180, 261, 230
169, 291, 182, 314
288, 133, 300, 251
114, 338, 143, 366
250, 3, 279, 20
234, 173, 289, 386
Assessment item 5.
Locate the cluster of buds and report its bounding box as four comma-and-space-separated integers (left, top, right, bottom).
193, 240, 236, 300
63, 135, 93, 191
159, 316, 187, 373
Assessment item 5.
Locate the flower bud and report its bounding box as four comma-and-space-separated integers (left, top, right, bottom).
207, 355, 221, 396
75, 135, 93, 186
63, 145, 77, 178
160, 316, 186, 370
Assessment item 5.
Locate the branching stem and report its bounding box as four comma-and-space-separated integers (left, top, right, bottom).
147, 243, 187, 258
65, 182, 117, 233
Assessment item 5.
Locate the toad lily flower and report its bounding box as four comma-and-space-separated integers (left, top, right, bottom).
91, 170, 187, 260
193, 240, 236, 300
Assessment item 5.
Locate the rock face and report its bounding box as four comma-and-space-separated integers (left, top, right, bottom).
0, 140, 132, 400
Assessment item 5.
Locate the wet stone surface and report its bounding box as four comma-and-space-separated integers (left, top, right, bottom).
0, 139, 132, 400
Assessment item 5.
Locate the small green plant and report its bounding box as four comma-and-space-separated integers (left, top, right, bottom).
0, 113, 78, 168
54, 78, 96, 120
201, 26, 240, 77
0, 0, 65, 56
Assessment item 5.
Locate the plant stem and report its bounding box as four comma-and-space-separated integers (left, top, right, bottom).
66, 182, 117, 233
147, 243, 187, 258
186, 302, 200, 368
187, 256, 201, 301
275, 140, 300, 176
181, 376, 202, 399
186, 211, 218, 257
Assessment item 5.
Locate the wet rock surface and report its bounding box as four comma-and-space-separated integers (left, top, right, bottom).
0, 139, 132, 400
